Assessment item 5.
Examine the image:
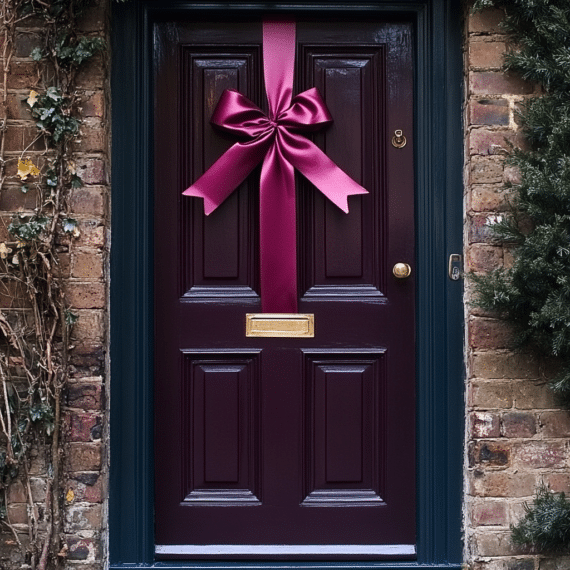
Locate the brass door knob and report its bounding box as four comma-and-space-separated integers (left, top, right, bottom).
393, 263, 412, 279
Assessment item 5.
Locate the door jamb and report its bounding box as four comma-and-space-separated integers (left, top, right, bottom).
109, 1, 464, 568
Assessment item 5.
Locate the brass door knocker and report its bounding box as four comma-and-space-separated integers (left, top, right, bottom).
392, 129, 407, 149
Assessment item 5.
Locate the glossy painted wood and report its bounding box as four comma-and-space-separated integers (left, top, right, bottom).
110, 0, 464, 568
154, 18, 415, 558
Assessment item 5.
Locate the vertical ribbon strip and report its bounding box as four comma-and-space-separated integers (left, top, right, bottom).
183, 20, 368, 313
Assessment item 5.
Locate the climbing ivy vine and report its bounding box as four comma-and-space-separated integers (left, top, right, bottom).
0, 1, 104, 568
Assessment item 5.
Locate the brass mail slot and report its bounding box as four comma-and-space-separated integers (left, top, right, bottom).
246, 314, 314, 338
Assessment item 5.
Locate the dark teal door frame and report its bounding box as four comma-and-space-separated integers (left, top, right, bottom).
109, 1, 464, 568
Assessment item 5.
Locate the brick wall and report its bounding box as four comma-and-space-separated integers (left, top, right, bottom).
464, 4, 570, 570
0, 1, 108, 568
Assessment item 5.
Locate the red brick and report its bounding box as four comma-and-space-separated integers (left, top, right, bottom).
469, 441, 511, 468
468, 214, 498, 243
72, 310, 104, 341
472, 500, 508, 526
69, 187, 105, 216
468, 7, 505, 34
53, 252, 71, 278
471, 352, 540, 379
467, 245, 503, 272
67, 473, 103, 503
78, 4, 107, 33
70, 343, 105, 372
67, 381, 103, 410
66, 442, 101, 472
469, 128, 514, 156
5, 93, 34, 120
0, 184, 40, 211
470, 156, 504, 183
469, 380, 513, 409
514, 441, 567, 469
471, 530, 521, 557
72, 251, 104, 279
470, 72, 535, 96
75, 220, 105, 248
7, 480, 26, 503
6, 61, 38, 89
14, 32, 43, 58
2, 124, 44, 152
540, 411, 570, 438
73, 119, 107, 153
6, 503, 27, 525
470, 41, 506, 69
514, 381, 558, 409
82, 91, 105, 118
544, 473, 570, 493
65, 282, 105, 309
77, 158, 106, 185
470, 185, 509, 212
469, 470, 535, 498
66, 536, 100, 561
469, 318, 512, 349
67, 411, 101, 442
470, 99, 510, 126
471, 411, 500, 438
75, 58, 105, 89
64, 504, 102, 532
501, 412, 536, 438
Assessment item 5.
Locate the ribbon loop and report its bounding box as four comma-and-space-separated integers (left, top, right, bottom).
183, 20, 368, 312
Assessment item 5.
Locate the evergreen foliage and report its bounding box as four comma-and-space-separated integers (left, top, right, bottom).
470, 0, 570, 402
511, 485, 570, 552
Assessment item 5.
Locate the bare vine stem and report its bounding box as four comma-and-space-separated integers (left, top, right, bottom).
0, 1, 103, 567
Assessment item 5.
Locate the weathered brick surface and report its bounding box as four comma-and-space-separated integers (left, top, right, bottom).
470, 184, 509, 212
471, 500, 508, 526
463, 5, 567, 570
471, 99, 510, 126
469, 317, 513, 349
501, 412, 536, 438
469, 40, 507, 69
66, 443, 102, 472
470, 71, 535, 96
0, 0, 110, 564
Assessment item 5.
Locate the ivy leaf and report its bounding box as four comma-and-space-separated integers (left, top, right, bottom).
46, 86, 62, 102
0, 243, 11, 260
26, 90, 39, 107
17, 159, 40, 180
62, 218, 77, 234
30, 47, 43, 61
64, 309, 79, 326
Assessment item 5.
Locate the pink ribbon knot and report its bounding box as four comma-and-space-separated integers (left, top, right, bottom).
183, 20, 368, 313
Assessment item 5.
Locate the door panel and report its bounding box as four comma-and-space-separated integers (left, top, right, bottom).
154, 18, 415, 559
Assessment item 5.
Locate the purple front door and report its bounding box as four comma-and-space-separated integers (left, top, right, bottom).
153, 17, 415, 559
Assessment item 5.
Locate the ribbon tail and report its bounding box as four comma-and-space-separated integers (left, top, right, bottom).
183, 136, 271, 215
281, 131, 368, 213
259, 140, 297, 313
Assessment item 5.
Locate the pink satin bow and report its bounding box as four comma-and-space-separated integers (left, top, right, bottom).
183, 20, 368, 313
